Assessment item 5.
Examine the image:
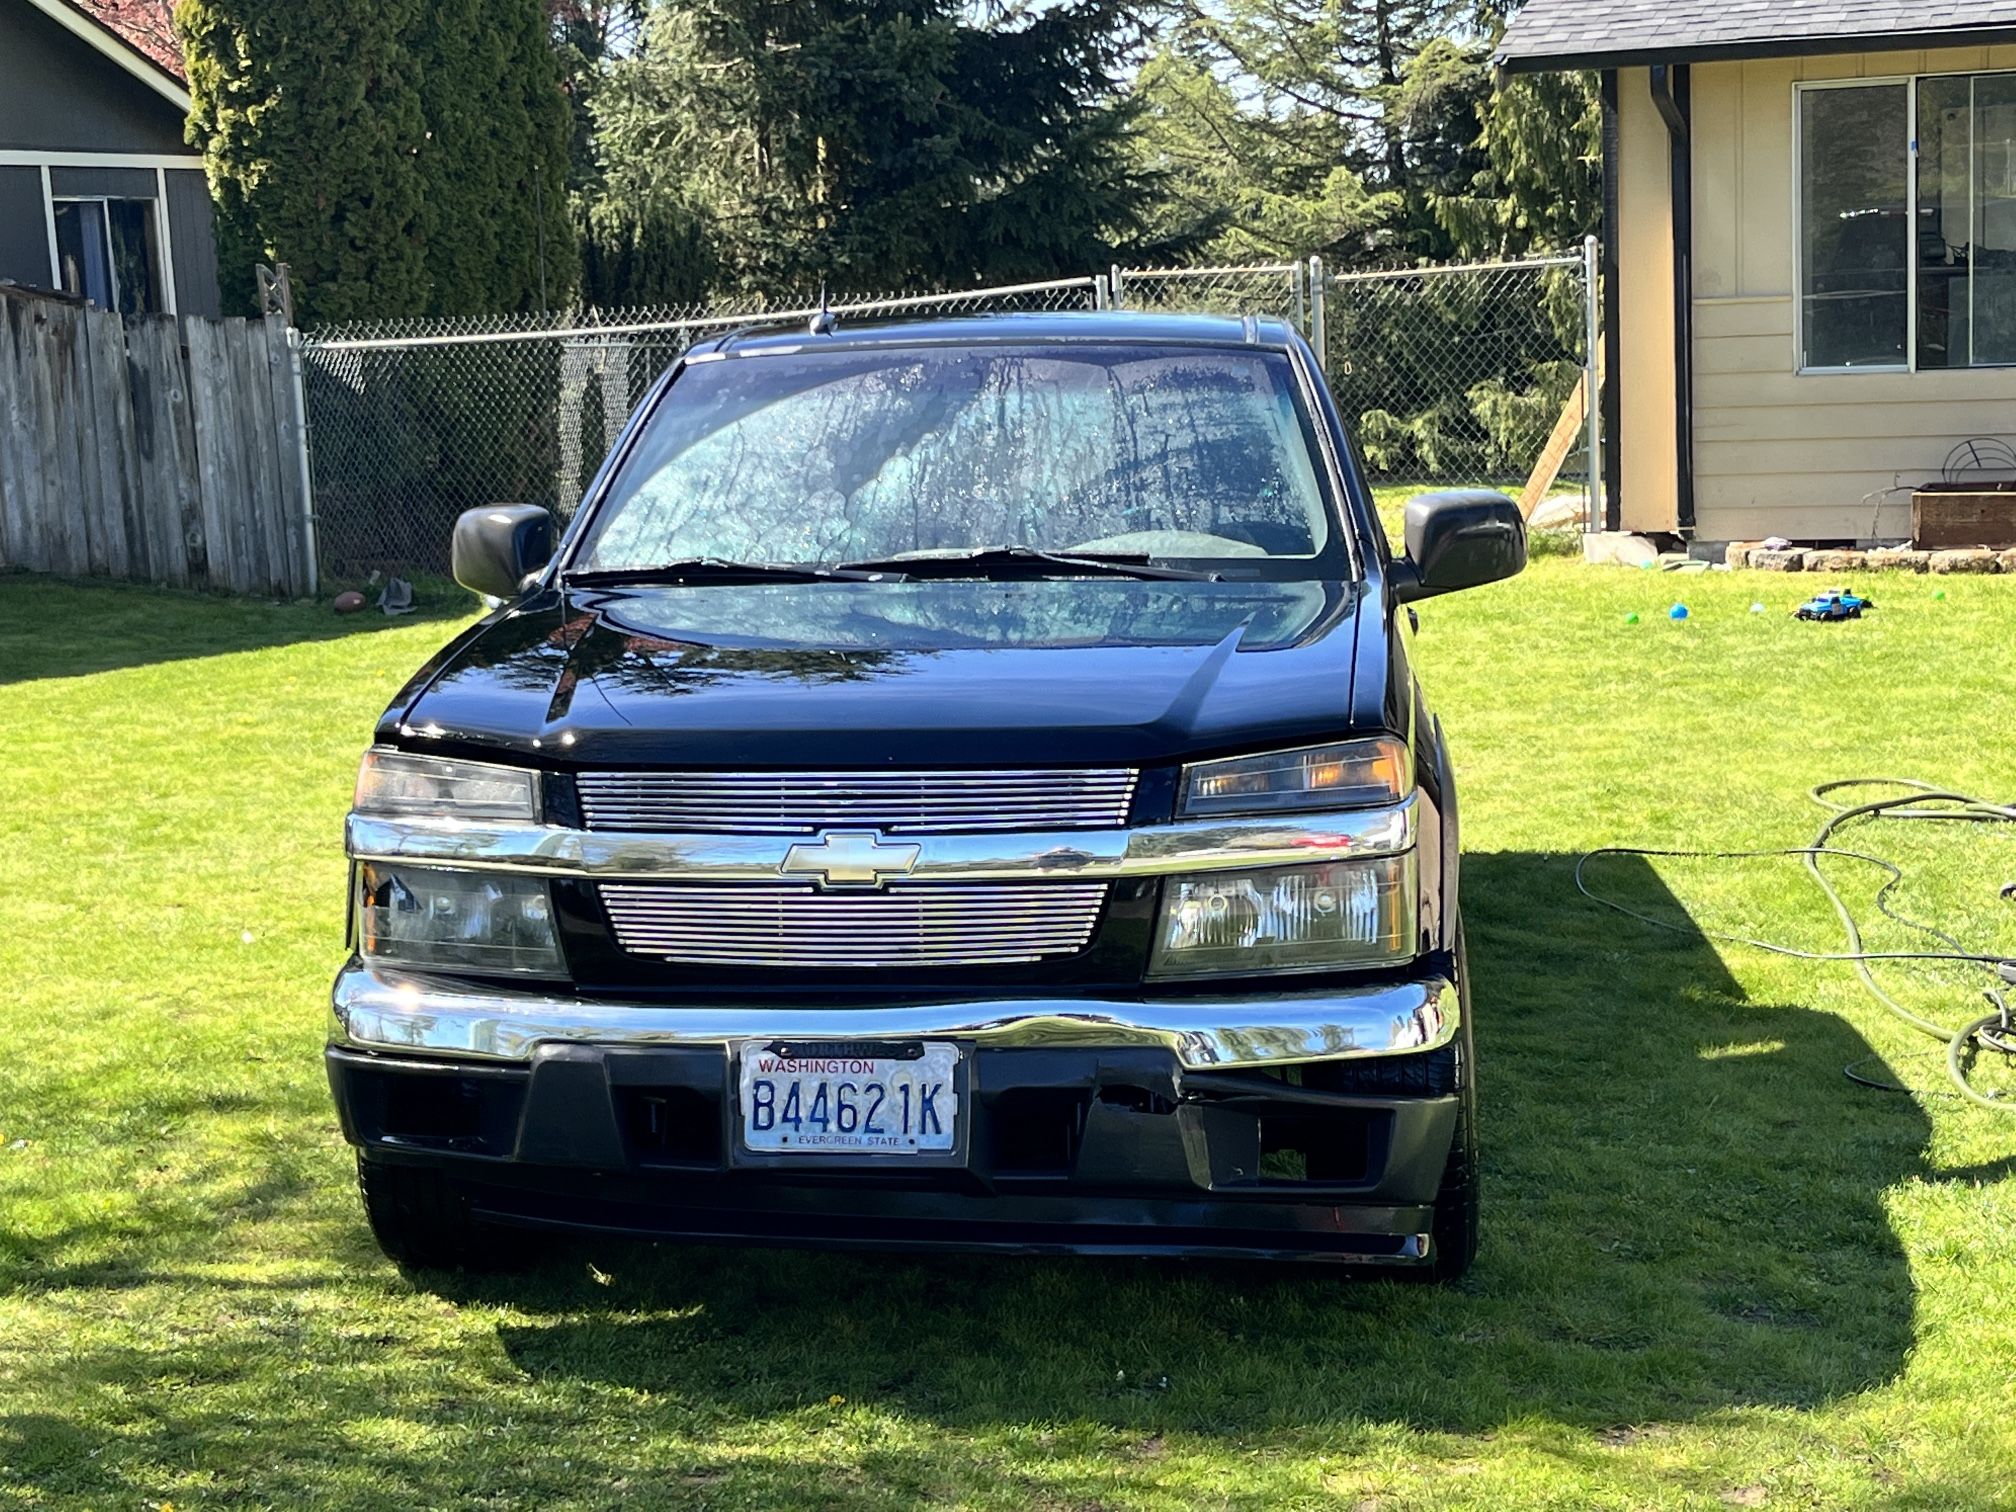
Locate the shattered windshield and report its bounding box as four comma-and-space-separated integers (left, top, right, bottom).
576, 343, 1340, 574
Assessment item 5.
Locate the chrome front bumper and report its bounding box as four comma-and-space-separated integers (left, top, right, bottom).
330, 963, 1458, 1069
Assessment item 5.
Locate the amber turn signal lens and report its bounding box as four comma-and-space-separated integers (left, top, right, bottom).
1180, 738, 1411, 818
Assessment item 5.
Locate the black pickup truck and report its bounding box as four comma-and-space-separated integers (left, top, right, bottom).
327, 312, 1524, 1278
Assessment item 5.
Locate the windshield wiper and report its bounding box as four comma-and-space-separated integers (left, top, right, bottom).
833, 546, 1216, 582
566, 557, 892, 587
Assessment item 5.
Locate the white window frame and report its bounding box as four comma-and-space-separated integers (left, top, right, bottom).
1795, 67, 2016, 375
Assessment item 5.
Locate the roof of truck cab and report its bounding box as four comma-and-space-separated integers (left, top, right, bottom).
696, 310, 1302, 358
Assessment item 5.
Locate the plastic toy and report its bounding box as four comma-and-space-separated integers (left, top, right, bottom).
1624, 611, 1640, 624
1669, 603, 1689, 620
1793, 586, 1872, 622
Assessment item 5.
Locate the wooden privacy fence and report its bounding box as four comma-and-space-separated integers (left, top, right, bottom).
0, 288, 315, 597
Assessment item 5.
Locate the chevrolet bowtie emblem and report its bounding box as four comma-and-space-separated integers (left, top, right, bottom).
779, 831, 922, 888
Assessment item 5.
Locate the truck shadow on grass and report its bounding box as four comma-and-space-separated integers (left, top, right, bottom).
459, 852, 1928, 1435
0, 572, 466, 685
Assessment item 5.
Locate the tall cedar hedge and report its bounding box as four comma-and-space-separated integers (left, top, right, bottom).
177, 0, 574, 324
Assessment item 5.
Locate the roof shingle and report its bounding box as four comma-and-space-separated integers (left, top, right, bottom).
1496, 0, 2016, 70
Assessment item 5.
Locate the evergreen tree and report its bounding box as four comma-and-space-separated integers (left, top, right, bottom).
1420, 46, 1600, 259
488, 0, 577, 310
1129, 41, 1394, 263
178, 0, 431, 323
1133, 0, 1595, 268
579, 196, 717, 307
409, 0, 508, 311
1151, 0, 1474, 262
179, 0, 576, 321
591, 0, 1179, 295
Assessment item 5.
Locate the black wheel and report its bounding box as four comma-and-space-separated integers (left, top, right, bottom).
356, 1154, 523, 1271
1422, 920, 1479, 1282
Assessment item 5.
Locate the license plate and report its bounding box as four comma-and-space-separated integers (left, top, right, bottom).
736, 1041, 961, 1155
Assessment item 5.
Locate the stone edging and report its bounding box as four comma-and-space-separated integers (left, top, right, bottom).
1725, 543, 2016, 574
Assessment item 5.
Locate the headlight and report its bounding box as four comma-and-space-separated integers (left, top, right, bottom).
1179, 738, 1409, 818
357, 863, 564, 977
1148, 856, 1416, 979
354, 747, 539, 821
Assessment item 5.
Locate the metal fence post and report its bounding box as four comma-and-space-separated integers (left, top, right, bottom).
1581, 233, 1603, 534
1093, 272, 1110, 311
285, 324, 320, 597
1307, 255, 1326, 374
1109, 264, 1125, 311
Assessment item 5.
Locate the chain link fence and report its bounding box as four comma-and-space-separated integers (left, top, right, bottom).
298, 254, 1597, 584
1319, 254, 1594, 510
1110, 264, 1308, 330
299, 278, 1102, 580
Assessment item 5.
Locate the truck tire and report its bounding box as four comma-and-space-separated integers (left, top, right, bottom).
1424, 921, 1479, 1282
356, 1154, 513, 1271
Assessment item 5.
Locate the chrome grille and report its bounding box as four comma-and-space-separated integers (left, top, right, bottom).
599, 882, 1108, 967
576, 769, 1138, 834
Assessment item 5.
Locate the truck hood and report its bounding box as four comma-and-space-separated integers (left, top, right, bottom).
386, 577, 1373, 768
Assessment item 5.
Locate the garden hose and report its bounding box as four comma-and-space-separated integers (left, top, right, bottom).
1575, 779, 2016, 1111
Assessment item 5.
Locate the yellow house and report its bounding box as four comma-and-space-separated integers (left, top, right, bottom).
1498, 0, 2016, 545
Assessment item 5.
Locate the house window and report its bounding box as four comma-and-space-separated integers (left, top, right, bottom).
1799, 72, 2016, 371
1916, 73, 2016, 367
52, 197, 163, 316
1798, 83, 1909, 369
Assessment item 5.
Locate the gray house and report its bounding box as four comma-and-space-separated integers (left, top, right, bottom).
0, 0, 220, 317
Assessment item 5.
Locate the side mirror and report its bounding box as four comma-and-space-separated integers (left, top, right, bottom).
1390, 490, 1526, 604
452, 504, 554, 600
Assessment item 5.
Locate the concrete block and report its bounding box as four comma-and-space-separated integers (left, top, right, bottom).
1724, 540, 1764, 568
1928, 548, 2002, 573
1804, 549, 1867, 573
1749, 548, 1806, 571
1583, 532, 1660, 567
1865, 548, 1929, 573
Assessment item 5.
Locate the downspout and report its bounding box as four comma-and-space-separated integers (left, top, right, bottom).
1648, 63, 1697, 535
1600, 71, 1624, 532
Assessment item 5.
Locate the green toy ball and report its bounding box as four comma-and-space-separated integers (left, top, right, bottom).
1932, 588, 1947, 600
1624, 611, 1641, 625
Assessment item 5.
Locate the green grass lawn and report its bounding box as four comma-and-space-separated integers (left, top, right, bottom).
3, 563, 2014, 1510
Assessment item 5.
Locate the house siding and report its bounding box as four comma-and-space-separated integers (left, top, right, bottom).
0, 0, 187, 155
165, 167, 221, 317
0, 165, 48, 283
1615, 68, 1680, 533
0, 2, 223, 315
49, 165, 159, 197
1618, 45, 2016, 539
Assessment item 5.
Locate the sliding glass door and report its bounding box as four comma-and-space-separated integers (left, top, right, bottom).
1912, 72, 2016, 368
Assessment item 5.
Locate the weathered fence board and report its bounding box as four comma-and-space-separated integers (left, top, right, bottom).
126, 318, 200, 586
263, 315, 309, 594
0, 288, 314, 597
0, 300, 39, 569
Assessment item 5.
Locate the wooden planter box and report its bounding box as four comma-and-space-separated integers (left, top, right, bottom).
1912, 483, 2016, 549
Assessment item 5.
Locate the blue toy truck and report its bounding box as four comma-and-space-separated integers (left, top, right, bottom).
1793, 586, 1872, 621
